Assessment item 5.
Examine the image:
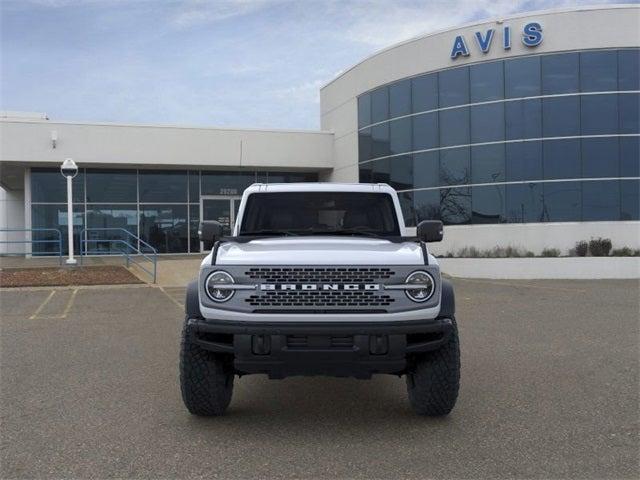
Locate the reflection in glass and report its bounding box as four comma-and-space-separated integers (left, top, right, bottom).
542, 96, 580, 137
389, 117, 412, 155
31, 168, 85, 203
412, 74, 438, 113
621, 180, 640, 220
472, 185, 505, 224
413, 189, 441, 223
359, 163, 373, 183
398, 191, 416, 226
371, 123, 390, 158
440, 148, 470, 186
371, 86, 389, 123
139, 170, 187, 203
86, 169, 137, 203
471, 144, 505, 184
413, 151, 440, 189
543, 139, 581, 180
619, 93, 639, 134
412, 112, 438, 151
371, 158, 391, 184
189, 204, 199, 253
440, 187, 471, 225
389, 79, 411, 118
506, 183, 543, 223
470, 103, 504, 143
505, 56, 541, 98
470, 61, 504, 102
583, 181, 620, 221
542, 182, 581, 222
31, 204, 84, 255
506, 142, 543, 182
188, 171, 200, 203
505, 99, 542, 140
86, 205, 138, 254
359, 128, 372, 162
439, 67, 469, 108
388, 155, 413, 191
618, 49, 640, 91
439, 108, 469, 147
541, 53, 579, 94
620, 137, 640, 177
139, 205, 188, 253
358, 94, 371, 128
580, 51, 617, 92
581, 94, 618, 135
582, 137, 619, 178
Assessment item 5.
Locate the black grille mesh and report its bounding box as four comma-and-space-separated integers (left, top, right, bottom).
245, 267, 394, 283
246, 290, 394, 308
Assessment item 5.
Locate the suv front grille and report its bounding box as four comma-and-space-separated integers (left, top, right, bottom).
245, 290, 394, 308
245, 267, 394, 283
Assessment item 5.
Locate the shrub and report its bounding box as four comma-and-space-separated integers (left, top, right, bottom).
589, 237, 612, 257
610, 247, 640, 257
541, 248, 561, 257
574, 241, 589, 257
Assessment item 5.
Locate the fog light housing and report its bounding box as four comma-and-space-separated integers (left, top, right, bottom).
405, 271, 435, 302
205, 271, 235, 302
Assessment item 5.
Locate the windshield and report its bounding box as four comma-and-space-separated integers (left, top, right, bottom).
239, 192, 400, 237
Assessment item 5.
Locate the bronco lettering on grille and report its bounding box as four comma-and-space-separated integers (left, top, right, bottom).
260, 284, 381, 291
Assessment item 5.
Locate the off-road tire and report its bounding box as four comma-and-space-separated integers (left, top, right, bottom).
180, 318, 234, 416
406, 317, 460, 416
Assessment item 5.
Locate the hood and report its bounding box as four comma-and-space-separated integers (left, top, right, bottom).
205, 237, 426, 265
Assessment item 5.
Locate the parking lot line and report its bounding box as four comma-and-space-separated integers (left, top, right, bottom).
28, 290, 56, 319
158, 286, 184, 309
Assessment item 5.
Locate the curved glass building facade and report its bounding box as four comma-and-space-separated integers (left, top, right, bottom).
357, 48, 640, 226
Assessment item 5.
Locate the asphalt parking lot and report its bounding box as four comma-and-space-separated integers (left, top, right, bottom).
1, 279, 638, 479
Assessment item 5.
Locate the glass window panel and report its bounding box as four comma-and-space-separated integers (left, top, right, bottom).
470, 103, 504, 143
389, 79, 411, 118
359, 128, 372, 162
358, 94, 371, 128
31, 168, 84, 203
439, 67, 469, 108
371, 158, 390, 184
618, 49, 640, 91
470, 61, 504, 102
582, 137, 619, 178
581, 94, 618, 135
201, 171, 255, 196
371, 123, 390, 158
439, 108, 469, 147
619, 93, 639, 134
412, 73, 438, 113
388, 155, 413, 191
31, 204, 84, 255
389, 117, 412, 155
139, 170, 187, 203
542, 52, 579, 94
440, 147, 470, 186
543, 139, 581, 180
505, 99, 542, 140
189, 204, 200, 253
86, 205, 137, 254
412, 112, 438, 151
621, 180, 640, 220
414, 189, 441, 223
398, 191, 416, 227
266, 172, 317, 183
188, 171, 199, 203
472, 185, 505, 224
413, 151, 440, 189
139, 205, 188, 253
359, 163, 373, 183
440, 187, 471, 225
506, 183, 543, 223
582, 180, 620, 221
86, 169, 137, 203
620, 136, 640, 177
471, 144, 505, 184
542, 97, 580, 137
505, 56, 541, 98
580, 51, 617, 92
370, 86, 389, 123
543, 181, 581, 222
506, 141, 543, 182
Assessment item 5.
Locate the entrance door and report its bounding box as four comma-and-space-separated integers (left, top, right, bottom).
200, 196, 241, 251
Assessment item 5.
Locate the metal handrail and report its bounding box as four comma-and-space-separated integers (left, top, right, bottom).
79, 228, 158, 283
0, 228, 63, 264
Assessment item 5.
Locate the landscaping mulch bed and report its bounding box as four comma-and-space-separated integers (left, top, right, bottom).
0, 266, 143, 288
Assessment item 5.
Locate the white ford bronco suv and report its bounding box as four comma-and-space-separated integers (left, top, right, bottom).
181, 183, 459, 416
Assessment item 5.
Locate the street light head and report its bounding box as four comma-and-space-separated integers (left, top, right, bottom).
60, 158, 78, 178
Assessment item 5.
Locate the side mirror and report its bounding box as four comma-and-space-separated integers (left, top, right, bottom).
199, 221, 224, 250
417, 220, 443, 242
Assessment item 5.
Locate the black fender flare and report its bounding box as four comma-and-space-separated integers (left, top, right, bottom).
185, 280, 203, 319
439, 278, 455, 318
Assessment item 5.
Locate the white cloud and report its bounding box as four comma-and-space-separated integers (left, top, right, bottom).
171, 0, 285, 28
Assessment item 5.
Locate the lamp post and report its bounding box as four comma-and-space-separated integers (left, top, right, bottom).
60, 158, 78, 265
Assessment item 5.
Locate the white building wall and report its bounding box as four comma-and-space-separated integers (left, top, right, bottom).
0, 186, 26, 254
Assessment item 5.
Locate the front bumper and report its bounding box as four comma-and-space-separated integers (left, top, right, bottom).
187, 317, 453, 379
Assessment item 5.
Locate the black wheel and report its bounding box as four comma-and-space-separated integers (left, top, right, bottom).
406, 317, 460, 416
179, 317, 234, 416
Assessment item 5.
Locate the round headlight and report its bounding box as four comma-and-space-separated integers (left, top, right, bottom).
405, 271, 435, 302
205, 271, 235, 302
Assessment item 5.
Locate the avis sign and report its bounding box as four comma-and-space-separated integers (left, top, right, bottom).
450, 22, 543, 59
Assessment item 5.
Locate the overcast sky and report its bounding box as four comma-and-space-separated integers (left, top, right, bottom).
0, 0, 630, 130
